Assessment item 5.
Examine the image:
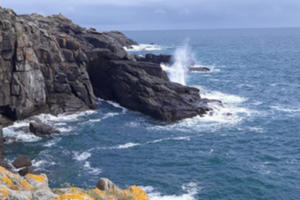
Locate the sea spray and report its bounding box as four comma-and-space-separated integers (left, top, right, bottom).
161, 41, 195, 85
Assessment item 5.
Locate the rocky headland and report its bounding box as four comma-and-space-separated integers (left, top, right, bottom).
0, 6, 219, 200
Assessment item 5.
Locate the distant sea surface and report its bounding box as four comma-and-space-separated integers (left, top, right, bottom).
4, 28, 300, 200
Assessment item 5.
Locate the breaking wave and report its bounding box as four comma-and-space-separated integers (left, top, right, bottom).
143, 182, 200, 200
124, 44, 163, 51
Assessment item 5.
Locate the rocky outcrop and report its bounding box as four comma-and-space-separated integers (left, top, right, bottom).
0, 6, 217, 123
29, 122, 60, 136
0, 166, 148, 200
88, 54, 211, 121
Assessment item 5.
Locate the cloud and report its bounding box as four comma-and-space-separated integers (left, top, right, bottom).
1, 0, 300, 30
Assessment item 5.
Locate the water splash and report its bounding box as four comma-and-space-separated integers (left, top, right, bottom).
161, 41, 195, 85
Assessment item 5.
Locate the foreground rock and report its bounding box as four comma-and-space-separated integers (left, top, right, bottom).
12, 155, 33, 176
0, 6, 217, 123
0, 166, 148, 200
29, 122, 60, 136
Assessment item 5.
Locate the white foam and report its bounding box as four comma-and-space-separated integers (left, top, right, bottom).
143, 182, 199, 200
3, 121, 41, 143
73, 151, 91, 161
270, 105, 300, 113
83, 161, 102, 175
115, 142, 140, 149
148, 136, 191, 144
105, 100, 127, 113
161, 43, 194, 85
37, 110, 96, 123
124, 44, 163, 51
102, 112, 120, 120
43, 138, 61, 147
32, 159, 56, 168
89, 119, 101, 123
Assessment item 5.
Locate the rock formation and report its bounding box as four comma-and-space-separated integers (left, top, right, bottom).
0, 6, 217, 123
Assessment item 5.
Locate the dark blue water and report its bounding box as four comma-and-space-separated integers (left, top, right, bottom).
4, 28, 300, 200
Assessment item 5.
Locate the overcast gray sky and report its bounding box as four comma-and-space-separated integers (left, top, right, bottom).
1, 0, 300, 31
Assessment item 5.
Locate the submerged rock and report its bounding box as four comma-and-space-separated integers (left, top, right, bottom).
29, 122, 60, 136
189, 66, 210, 72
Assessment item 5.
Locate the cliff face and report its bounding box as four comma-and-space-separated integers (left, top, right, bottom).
0, 6, 215, 124
0, 8, 97, 125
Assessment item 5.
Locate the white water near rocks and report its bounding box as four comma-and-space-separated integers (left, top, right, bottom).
161, 42, 194, 85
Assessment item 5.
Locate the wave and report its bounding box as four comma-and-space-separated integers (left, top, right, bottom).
3, 121, 41, 143
147, 136, 191, 144
143, 182, 199, 200
43, 138, 61, 147
73, 151, 91, 161
150, 88, 255, 132
83, 161, 102, 175
36, 110, 96, 123
115, 142, 141, 149
32, 159, 56, 168
99, 99, 127, 113
124, 44, 163, 52
270, 105, 300, 113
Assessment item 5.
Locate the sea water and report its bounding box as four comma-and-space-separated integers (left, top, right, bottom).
4, 28, 300, 200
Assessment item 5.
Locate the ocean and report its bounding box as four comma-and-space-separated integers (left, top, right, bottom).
4, 28, 300, 200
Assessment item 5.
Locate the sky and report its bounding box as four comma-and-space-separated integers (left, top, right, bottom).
1, 0, 300, 31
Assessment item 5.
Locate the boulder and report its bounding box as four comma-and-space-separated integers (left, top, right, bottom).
12, 155, 33, 176
12, 155, 32, 169
96, 178, 119, 191
29, 122, 60, 136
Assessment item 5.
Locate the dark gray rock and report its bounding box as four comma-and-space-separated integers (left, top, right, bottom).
136, 54, 172, 64
12, 155, 32, 169
103, 31, 137, 48
29, 122, 60, 136
88, 57, 212, 122
189, 66, 210, 72
0, 126, 4, 162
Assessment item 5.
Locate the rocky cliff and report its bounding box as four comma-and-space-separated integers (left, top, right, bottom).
0, 6, 215, 124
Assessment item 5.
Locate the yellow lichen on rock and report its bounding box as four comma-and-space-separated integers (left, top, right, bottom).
25, 174, 46, 182
0, 166, 149, 200
0, 185, 9, 199
128, 186, 149, 200
20, 179, 33, 190
53, 188, 95, 200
